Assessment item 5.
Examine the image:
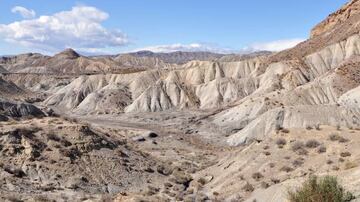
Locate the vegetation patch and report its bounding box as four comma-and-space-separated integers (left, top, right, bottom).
288, 175, 354, 202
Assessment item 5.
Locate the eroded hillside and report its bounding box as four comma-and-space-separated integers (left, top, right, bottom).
1, 1, 360, 201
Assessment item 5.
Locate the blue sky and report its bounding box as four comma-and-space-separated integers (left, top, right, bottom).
0, 0, 349, 55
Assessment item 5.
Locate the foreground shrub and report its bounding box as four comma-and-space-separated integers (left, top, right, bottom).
317, 145, 327, 153
242, 182, 254, 192
329, 133, 349, 143
291, 141, 308, 155
329, 133, 341, 141
252, 172, 264, 181
288, 175, 354, 202
305, 139, 320, 148
340, 152, 352, 158
276, 138, 287, 148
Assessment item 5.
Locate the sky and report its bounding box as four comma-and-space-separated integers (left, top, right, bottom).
0, 0, 349, 55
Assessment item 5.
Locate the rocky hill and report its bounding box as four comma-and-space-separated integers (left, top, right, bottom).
0, 49, 176, 74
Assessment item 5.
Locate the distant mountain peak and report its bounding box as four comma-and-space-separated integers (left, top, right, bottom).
55, 48, 81, 59
134, 50, 155, 54
127, 50, 225, 64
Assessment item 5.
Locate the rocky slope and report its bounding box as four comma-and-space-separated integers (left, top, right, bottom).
0, 118, 171, 201
196, 126, 360, 201
311, 0, 360, 38
0, 77, 23, 96
0, 77, 47, 120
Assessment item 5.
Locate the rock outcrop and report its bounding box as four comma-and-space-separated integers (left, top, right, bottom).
0, 99, 45, 118
311, 0, 360, 38
0, 77, 24, 96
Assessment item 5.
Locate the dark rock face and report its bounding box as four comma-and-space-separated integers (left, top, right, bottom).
0, 78, 23, 95
0, 99, 45, 118
0, 114, 8, 121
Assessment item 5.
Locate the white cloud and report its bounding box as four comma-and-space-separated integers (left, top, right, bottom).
1, 6, 128, 53
133, 43, 234, 53
134, 39, 305, 54
11, 6, 36, 19
244, 38, 305, 52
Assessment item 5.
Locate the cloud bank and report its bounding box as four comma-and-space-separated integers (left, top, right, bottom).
244, 38, 305, 52
134, 39, 304, 54
1, 6, 128, 53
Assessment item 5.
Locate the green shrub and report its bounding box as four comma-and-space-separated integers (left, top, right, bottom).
288, 175, 354, 202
